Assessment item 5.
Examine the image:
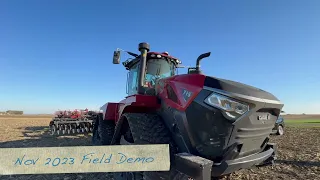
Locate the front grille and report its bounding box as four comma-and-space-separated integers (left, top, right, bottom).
228, 109, 277, 157
236, 125, 274, 139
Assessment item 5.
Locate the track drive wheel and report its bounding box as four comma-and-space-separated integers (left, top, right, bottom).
92, 113, 115, 145
113, 113, 180, 180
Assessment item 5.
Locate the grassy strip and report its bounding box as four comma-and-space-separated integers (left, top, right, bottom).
285, 119, 320, 127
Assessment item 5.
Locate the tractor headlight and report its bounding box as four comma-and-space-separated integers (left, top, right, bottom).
204, 92, 249, 121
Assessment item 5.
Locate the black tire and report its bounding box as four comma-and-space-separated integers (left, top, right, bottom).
113, 113, 183, 180
92, 113, 115, 145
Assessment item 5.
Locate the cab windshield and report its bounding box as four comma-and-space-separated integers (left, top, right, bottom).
126, 58, 175, 95
145, 59, 175, 85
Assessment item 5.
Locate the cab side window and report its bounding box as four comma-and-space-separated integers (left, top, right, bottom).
127, 64, 139, 95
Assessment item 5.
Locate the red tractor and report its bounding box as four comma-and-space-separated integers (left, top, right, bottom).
92, 42, 284, 180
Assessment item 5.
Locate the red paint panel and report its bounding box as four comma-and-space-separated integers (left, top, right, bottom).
120, 94, 160, 107
158, 74, 206, 111
104, 103, 119, 120
116, 94, 160, 123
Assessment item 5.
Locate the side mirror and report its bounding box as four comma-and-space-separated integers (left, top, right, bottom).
113, 50, 121, 64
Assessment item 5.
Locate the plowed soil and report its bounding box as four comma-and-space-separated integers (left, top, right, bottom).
0, 115, 319, 180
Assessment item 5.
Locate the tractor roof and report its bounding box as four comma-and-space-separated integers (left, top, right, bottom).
123, 52, 181, 70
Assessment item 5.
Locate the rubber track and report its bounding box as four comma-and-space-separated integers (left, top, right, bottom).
92, 113, 115, 145
98, 120, 115, 145
123, 113, 177, 155
122, 113, 187, 180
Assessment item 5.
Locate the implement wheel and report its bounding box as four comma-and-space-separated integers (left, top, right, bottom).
49, 124, 57, 135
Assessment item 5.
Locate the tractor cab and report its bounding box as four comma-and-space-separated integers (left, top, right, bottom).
112, 42, 211, 96
113, 44, 181, 95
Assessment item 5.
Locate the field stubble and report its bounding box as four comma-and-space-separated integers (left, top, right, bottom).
0, 116, 319, 180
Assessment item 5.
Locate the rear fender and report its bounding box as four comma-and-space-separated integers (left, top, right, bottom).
117, 95, 160, 121
100, 103, 120, 121
110, 94, 160, 144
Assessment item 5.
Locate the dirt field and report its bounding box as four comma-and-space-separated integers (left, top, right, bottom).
0, 115, 319, 180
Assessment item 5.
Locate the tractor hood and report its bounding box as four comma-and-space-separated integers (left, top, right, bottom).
203, 76, 279, 101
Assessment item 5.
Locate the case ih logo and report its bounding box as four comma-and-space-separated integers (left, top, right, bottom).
182, 89, 192, 102
257, 114, 270, 120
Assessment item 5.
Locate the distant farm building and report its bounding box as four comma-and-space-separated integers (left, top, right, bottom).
5, 110, 23, 115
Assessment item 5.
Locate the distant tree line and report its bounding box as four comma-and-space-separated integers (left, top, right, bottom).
0, 110, 23, 115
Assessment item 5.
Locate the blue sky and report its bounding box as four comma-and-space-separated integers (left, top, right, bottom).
0, 0, 319, 114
